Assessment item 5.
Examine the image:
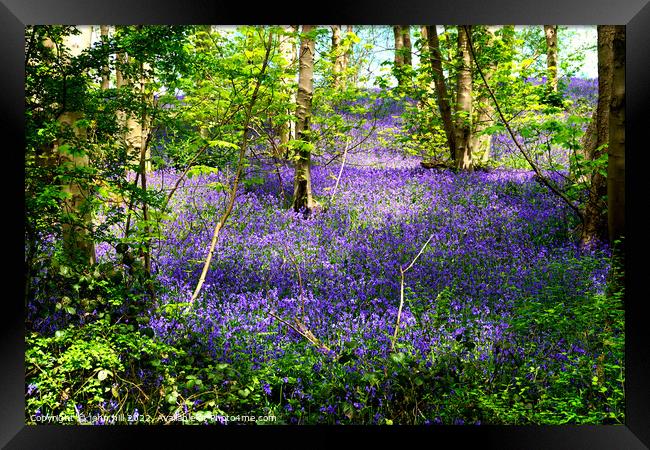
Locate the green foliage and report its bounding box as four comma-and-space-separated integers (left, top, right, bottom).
25, 25, 616, 427
25, 317, 183, 424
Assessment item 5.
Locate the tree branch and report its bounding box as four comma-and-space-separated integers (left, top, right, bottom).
463, 25, 584, 222
391, 233, 434, 352
189, 30, 274, 303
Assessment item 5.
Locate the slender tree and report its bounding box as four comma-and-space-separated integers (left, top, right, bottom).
608, 25, 625, 246
393, 26, 404, 72
331, 25, 345, 89
469, 25, 501, 163
580, 26, 614, 246
99, 25, 110, 89
292, 25, 317, 215
393, 25, 412, 87
425, 25, 455, 161
114, 27, 152, 173
544, 25, 559, 93
454, 25, 473, 170
190, 29, 274, 303
278, 25, 298, 157
343, 25, 354, 85
401, 25, 412, 68
51, 26, 96, 265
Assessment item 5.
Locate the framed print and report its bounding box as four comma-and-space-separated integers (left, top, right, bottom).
4, 0, 649, 448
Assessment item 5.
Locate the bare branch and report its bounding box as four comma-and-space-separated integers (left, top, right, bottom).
391, 233, 434, 352
189, 30, 275, 303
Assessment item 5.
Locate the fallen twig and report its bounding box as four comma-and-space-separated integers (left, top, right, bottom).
391, 233, 434, 352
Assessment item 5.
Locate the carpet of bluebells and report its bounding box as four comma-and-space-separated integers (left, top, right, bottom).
26, 78, 625, 425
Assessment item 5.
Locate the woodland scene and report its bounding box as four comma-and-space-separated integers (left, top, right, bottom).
25, 24, 625, 425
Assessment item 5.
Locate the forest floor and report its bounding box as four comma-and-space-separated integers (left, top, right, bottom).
123, 138, 623, 424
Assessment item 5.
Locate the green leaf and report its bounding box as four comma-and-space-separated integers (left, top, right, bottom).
166, 392, 179, 404
208, 140, 239, 149
389, 352, 406, 365
97, 369, 112, 381
206, 182, 228, 191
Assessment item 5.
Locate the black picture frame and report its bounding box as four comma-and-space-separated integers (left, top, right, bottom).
4, 0, 649, 448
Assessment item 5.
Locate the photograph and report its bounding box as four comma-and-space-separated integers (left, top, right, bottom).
4, 1, 649, 447
23, 23, 627, 427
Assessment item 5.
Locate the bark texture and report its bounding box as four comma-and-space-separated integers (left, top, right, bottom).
544, 25, 559, 92
100, 25, 111, 89
454, 25, 473, 170
425, 25, 456, 161
292, 25, 316, 215
343, 25, 353, 83
331, 25, 345, 89
58, 26, 96, 265
469, 25, 501, 163
607, 25, 625, 245
580, 26, 614, 246
279, 25, 297, 155
393, 25, 411, 87
401, 25, 412, 67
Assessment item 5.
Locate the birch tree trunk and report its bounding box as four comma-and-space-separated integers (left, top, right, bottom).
580, 25, 613, 246
544, 25, 559, 93
393, 25, 405, 87
196, 25, 212, 141
343, 25, 353, 86
114, 32, 136, 166
331, 25, 345, 89
425, 25, 456, 161
292, 25, 317, 215
100, 25, 111, 89
115, 27, 151, 173
279, 25, 297, 156
469, 25, 501, 164
455, 25, 473, 170
57, 26, 96, 265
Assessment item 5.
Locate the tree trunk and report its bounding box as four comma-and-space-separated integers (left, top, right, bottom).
608, 25, 625, 245
393, 25, 404, 86
420, 25, 428, 43
425, 25, 456, 161
114, 27, 147, 171
343, 25, 353, 85
116, 40, 151, 173
292, 25, 316, 215
401, 25, 412, 68
57, 112, 96, 265
544, 25, 559, 92
470, 26, 501, 164
580, 26, 614, 247
455, 25, 473, 170
279, 25, 297, 157
331, 25, 345, 89
100, 25, 111, 89
58, 26, 96, 265
393, 25, 413, 87
137, 60, 153, 276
